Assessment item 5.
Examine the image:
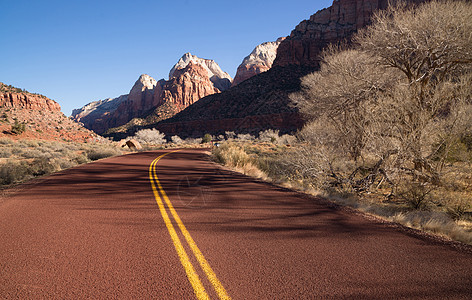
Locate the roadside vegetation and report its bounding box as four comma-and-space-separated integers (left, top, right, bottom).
0, 138, 123, 187
124, 128, 206, 149
212, 1, 472, 245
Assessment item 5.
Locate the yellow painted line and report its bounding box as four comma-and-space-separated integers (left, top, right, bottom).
150, 151, 231, 300
149, 152, 210, 300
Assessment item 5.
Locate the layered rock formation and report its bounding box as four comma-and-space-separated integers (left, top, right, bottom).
106, 65, 313, 140
232, 37, 285, 87
72, 53, 232, 134
0, 83, 61, 112
169, 53, 232, 91
274, 0, 425, 67
0, 82, 96, 142
123, 0, 429, 138
71, 95, 128, 131
157, 61, 220, 108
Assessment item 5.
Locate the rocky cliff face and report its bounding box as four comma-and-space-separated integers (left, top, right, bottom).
0, 83, 61, 112
119, 0, 428, 139
73, 53, 232, 134
274, 0, 424, 67
169, 53, 232, 91
232, 37, 285, 87
158, 61, 220, 108
105, 65, 314, 140
0, 83, 96, 142
71, 95, 128, 131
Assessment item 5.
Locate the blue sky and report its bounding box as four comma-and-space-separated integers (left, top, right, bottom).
1, 0, 332, 115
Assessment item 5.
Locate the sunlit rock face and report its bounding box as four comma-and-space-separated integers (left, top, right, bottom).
232, 37, 285, 87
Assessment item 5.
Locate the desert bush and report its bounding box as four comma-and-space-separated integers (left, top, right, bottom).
397, 181, 434, 210
225, 131, 235, 140
212, 142, 267, 179
236, 133, 255, 141
0, 160, 31, 185
0, 147, 12, 158
86, 146, 121, 161
20, 148, 45, 159
259, 129, 280, 143
0, 138, 13, 145
278, 134, 296, 146
133, 128, 166, 144
213, 142, 251, 168
184, 137, 202, 145
171, 135, 183, 144
11, 119, 26, 135
202, 133, 212, 143
291, 0, 472, 197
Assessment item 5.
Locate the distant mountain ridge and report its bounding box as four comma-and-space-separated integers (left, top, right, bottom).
137, 0, 430, 138
72, 53, 232, 134
77, 0, 432, 139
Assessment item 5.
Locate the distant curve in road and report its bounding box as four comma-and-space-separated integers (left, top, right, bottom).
1, 149, 471, 299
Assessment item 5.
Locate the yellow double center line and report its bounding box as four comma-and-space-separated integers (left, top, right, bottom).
149, 151, 231, 300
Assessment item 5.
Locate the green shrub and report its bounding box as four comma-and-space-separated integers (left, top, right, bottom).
11, 119, 26, 135
202, 133, 212, 144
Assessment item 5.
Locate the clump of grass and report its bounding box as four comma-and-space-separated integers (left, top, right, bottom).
212, 139, 472, 245
86, 146, 122, 161
0, 138, 13, 145
213, 142, 251, 168
0, 147, 12, 158
212, 142, 267, 179
0, 160, 30, 185
0, 139, 123, 186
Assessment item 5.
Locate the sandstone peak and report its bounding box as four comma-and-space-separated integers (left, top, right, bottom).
232, 38, 285, 87
168, 53, 232, 91
128, 74, 158, 102
72, 54, 229, 134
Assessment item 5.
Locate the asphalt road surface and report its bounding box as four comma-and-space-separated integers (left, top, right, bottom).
1, 149, 472, 299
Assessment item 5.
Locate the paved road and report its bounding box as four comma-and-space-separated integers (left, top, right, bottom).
1, 149, 472, 299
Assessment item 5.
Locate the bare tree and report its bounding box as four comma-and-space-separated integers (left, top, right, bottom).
291, 47, 400, 161
355, 0, 472, 181
133, 128, 166, 145
292, 0, 472, 195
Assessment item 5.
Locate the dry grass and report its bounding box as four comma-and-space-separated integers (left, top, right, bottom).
0, 138, 123, 186
212, 140, 472, 245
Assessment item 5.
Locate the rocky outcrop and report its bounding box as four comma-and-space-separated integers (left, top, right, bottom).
73, 53, 232, 134
0, 92, 61, 112
274, 0, 425, 67
157, 61, 220, 108
232, 37, 285, 87
112, 0, 431, 139
0, 83, 96, 142
169, 53, 232, 91
71, 95, 128, 130
105, 64, 314, 140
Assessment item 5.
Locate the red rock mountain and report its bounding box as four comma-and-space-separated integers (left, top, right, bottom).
72, 53, 231, 134
274, 0, 425, 67
157, 61, 220, 108
1, 86, 61, 112
118, 0, 430, 139
0, 83, 96, 142
232, 37, 286, 87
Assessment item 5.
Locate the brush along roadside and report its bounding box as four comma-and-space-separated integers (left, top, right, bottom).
212, 141, 472, 245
